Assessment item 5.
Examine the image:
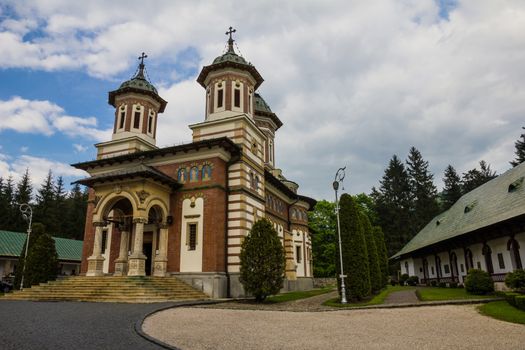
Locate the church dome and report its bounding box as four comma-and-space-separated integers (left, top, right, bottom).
118, 75, 158, 94
212, 51, 249, 65
254, 93, 272, 113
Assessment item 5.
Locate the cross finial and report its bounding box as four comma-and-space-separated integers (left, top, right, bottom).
225, 26, 236, 53
138, 52, 148, 66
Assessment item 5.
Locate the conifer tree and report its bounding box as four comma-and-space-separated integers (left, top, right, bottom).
461, 160, 497, 193
34, 170, 55, 230
67, 183, 88, 240
441, 165, 462, 211
12, 169, 33, 232
51, 176, 68, 236
338, 194, 370, 300
360, 212, 382, 293
239, 218, 285, 302
406, 147, 440, 234
371, 155, 412, 257
14, 223, 46, 289
373, 226, 389, 288
0, 176, 16, 230
24, 232, 58, 286
510, 126, 525, 167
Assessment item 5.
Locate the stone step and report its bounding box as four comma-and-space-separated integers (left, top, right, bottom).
5, 276, 208, 303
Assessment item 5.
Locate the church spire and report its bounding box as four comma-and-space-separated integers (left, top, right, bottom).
225, 26, 236, 53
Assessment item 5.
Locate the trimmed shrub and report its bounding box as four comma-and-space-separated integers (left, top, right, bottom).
373, 226, 389, 288
505, 292, 522, 307
239, 219, 285, 302
407, 276, 419, 286
505, 269, 525, 291
464, 269, 494, 295
430, 280, 437, 287
438, 282, 446, 288
337, 194, 370, 300
515, 295, 525, 311
399, 274, 409, 286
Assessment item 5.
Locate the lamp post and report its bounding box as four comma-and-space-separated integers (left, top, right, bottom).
333, 167, 347, 304
19, 203, 33, 291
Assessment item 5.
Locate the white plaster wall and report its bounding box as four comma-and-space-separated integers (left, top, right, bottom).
469, 243, 484, 270
180, 198, 204, 273
437, 252, 450, 277
294, 229, 306, 277
489, 237, 512, 274
516, 231, 525, 269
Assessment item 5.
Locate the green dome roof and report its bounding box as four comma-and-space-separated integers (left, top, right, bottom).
254, 93, 272, 113
118, 76, 158, 94
212, 51, 249, 65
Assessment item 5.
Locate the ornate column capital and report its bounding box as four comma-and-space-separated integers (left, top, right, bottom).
159, 222, 170, 229
132, 217, 148, 224
93, 221, 106, 228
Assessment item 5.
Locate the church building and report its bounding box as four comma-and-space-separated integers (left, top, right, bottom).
72, 29, 316, 298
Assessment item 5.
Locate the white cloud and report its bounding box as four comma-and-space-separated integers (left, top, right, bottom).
0, 97, 111, 141
73, 144, 88, 153
1, 0, 525, 199
20, 146, 28, 153
0, 152, 88, 191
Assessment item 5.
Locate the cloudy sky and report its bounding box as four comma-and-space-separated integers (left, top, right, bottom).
0, 0, 524, 200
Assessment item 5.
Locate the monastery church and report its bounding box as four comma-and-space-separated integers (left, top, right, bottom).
72, 29, 316, 298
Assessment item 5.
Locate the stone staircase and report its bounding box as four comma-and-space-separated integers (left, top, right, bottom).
2, 276, 209, 303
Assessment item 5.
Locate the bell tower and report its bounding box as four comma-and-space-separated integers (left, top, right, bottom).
96, 53, 167, 159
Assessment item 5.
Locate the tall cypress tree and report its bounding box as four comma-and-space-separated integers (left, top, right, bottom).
371, 155, 412, 257
406, 147, 440, 234
360, 212, 382, 293
338, 193, 370, 300
441, 165, 462, 211
373, 226, 389, 288
14, 223, 46, 289
510, 126, 525, 167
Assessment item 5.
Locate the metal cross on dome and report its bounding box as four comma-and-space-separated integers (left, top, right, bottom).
138, 52, 148, 65
225, 26, 236, 40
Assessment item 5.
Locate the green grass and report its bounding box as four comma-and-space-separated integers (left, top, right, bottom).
264, 287, 335, 303
416, 287, 494, 301
323, 285, 415, 308
478, 301, 525, 325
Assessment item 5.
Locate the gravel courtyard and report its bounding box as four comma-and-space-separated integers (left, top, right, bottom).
143, 304, 525, 350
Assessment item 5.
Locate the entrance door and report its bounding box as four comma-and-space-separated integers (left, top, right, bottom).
144, 243, 153, 276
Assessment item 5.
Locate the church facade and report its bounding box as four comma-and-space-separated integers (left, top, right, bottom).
72, 31, 315, 298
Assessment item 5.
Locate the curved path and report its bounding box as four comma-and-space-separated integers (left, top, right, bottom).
0, 300, 171, 350
143, 304, 525, 350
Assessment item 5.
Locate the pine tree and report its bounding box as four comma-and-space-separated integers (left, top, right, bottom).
406, 147, 440, 234
441, 165, 462, 211
510, 126, 525, 167
51, 176, 68, 236
239, 218, 285, 301
461, 160, 497, 193
34, 170, 55, 231
66, 183, 88, 240
12, 169, 33, 232
360, 212, 382, 293
0, 176, 16, 230
373, 226, 389, 288
308, 200, 336, 277
371, 155, 412, 258
338, 194, 370, 300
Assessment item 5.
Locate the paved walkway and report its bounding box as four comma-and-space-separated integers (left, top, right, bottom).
384, 289, 419, 304
0, 300, 171, 350
143, 304, 525, 350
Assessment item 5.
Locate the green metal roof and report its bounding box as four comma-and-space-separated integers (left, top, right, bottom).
254, 93, 273, 113
393, 161, 525, 259
0, 230, 83, 261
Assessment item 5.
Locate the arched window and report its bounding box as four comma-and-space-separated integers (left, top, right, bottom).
435, 255, 442, 281
291, 208, 297, 219
507, 238, 523, 270
464, 248, 474, 271
482, 244, 494, 274
118, 105, 126, 130
177, 168, 187, 183
202, 165, 212, 181
449, 252, 458, 281
189, 167, 199, 181
405, 261, 409, 274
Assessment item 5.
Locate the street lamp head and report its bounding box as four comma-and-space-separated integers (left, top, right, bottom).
332, 180, 339, 191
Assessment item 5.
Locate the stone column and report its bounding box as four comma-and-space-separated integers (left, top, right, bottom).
113, 230, 129, 276
127, 217, 147, 276
86, 221, 106, 276
153, 224, 169, 277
